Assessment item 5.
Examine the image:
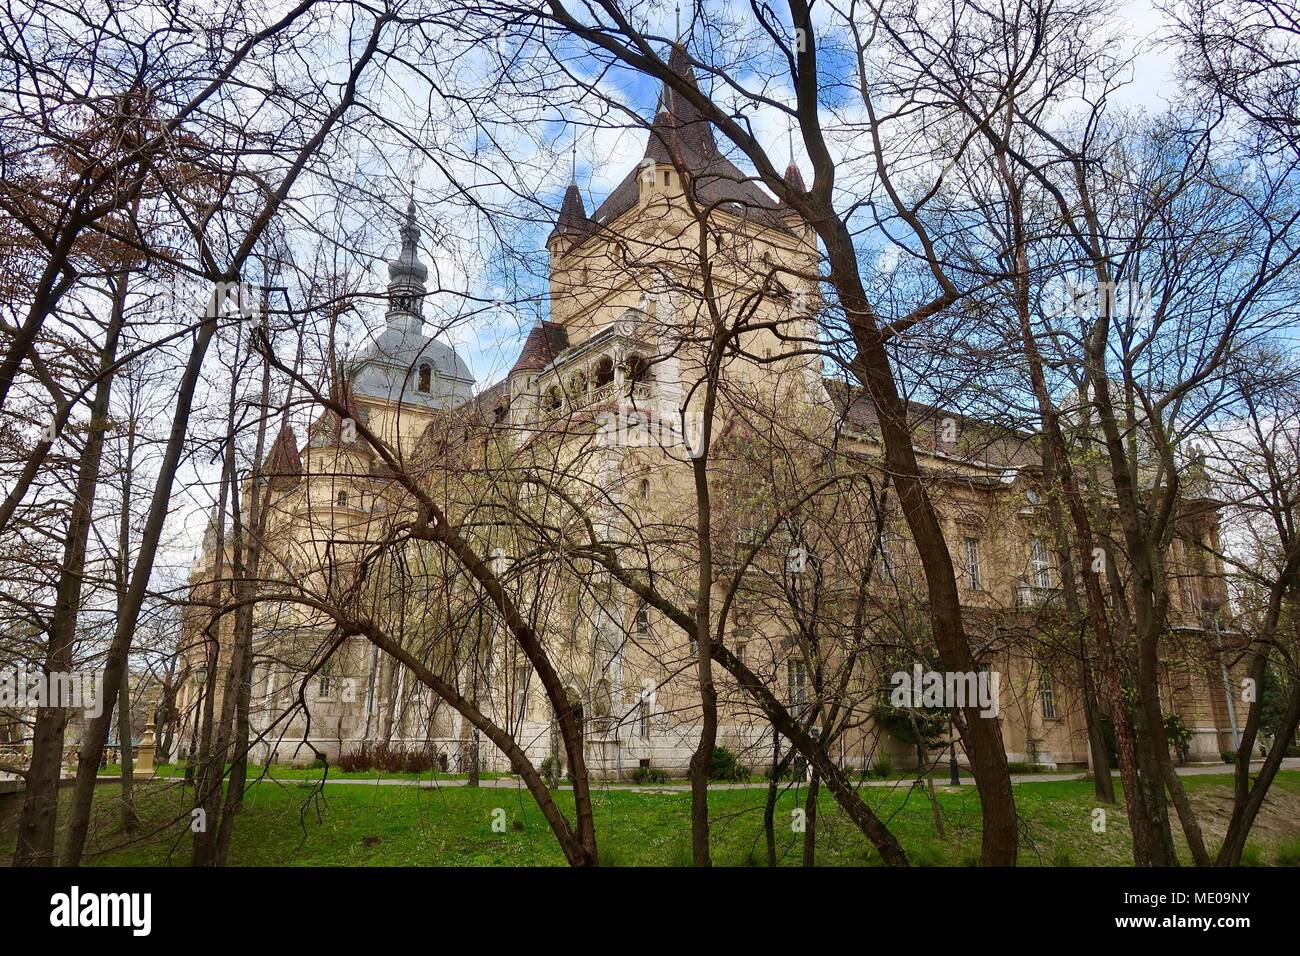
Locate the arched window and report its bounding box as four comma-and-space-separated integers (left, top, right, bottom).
543, 383, 564, 413
625, 354, 650, 385
418, 363, 432, 393
638, 478, 650, 500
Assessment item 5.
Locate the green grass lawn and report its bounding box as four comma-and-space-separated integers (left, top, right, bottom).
6, 772, 1299, 866
98, 762, 507, 782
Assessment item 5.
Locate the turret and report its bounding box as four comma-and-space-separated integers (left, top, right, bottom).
385, 197, 427, 336
547, 182, 590, 257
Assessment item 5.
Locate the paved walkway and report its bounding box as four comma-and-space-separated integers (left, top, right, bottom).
167, 757, 1297, 793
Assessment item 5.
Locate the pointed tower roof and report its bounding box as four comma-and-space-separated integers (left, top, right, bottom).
260, 424, 303, 486
780, 161, 806, 201
587, 44, 791, 236
646, 44, 718, 161
548, 182, 590, 245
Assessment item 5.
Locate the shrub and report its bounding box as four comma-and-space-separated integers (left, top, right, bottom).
540, 754, 564, 788
336, 742, 442, 774
631, 765, 668, 784
1221, 750, 1238, 764
1163, 713, 1193, 764
871, 752, 894, 779
1240, 843, 1263, 867
1274, 836, 1300, 867
336, 747, 369, 772
708, 745, 745, 781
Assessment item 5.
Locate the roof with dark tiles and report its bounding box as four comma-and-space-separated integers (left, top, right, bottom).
260, 424, 303, 484
548, 183, 590, 244
562, 44, 794, 243
822, 378, 1039, 469
509, 320, 570, 375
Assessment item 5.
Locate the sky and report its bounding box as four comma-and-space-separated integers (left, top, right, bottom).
428, 0, 1184, 392
160, 0, 1191, 567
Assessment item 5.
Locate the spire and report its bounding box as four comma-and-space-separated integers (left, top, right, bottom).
259, 424, 303, 490
548, 179, 590, 247
399, 191, 419, 258
386, 188, 427, 335
645, 42, 717, 163
780, 161, 806, 203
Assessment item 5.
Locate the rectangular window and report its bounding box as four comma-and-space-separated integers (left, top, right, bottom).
788, 659, 809, 708
1179, 541, 1199, 610
639, 699, 651, 737
513, 664, 530, 722
735, 521, 763, 565
963, 537, 982, 591
632, 605, 650, 639
317, 663, 332, 699
1040, 673, 1057, 720
877, 527, 894, 566
1030, 537, 1052, 589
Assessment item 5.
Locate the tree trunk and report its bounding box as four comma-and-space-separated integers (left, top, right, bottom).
801, 772, 819, 866
764, 729, 782, 867
60, 312, 219, 867
12, 264, 127, 866
117, 671, 138, 832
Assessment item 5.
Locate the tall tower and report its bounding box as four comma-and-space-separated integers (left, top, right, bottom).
347, 195, 475, 428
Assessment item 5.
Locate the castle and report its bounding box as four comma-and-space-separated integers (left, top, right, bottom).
177, 46, 1242, 779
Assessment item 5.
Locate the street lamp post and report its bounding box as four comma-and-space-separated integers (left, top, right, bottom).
949, 720, 960, 786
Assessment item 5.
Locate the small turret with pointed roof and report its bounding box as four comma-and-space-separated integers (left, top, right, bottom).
780, 161, 806, 202
259, 424, 303, 492
548, 181, 589, 250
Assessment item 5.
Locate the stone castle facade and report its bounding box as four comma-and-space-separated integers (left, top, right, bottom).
177, 47, 1242, 779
